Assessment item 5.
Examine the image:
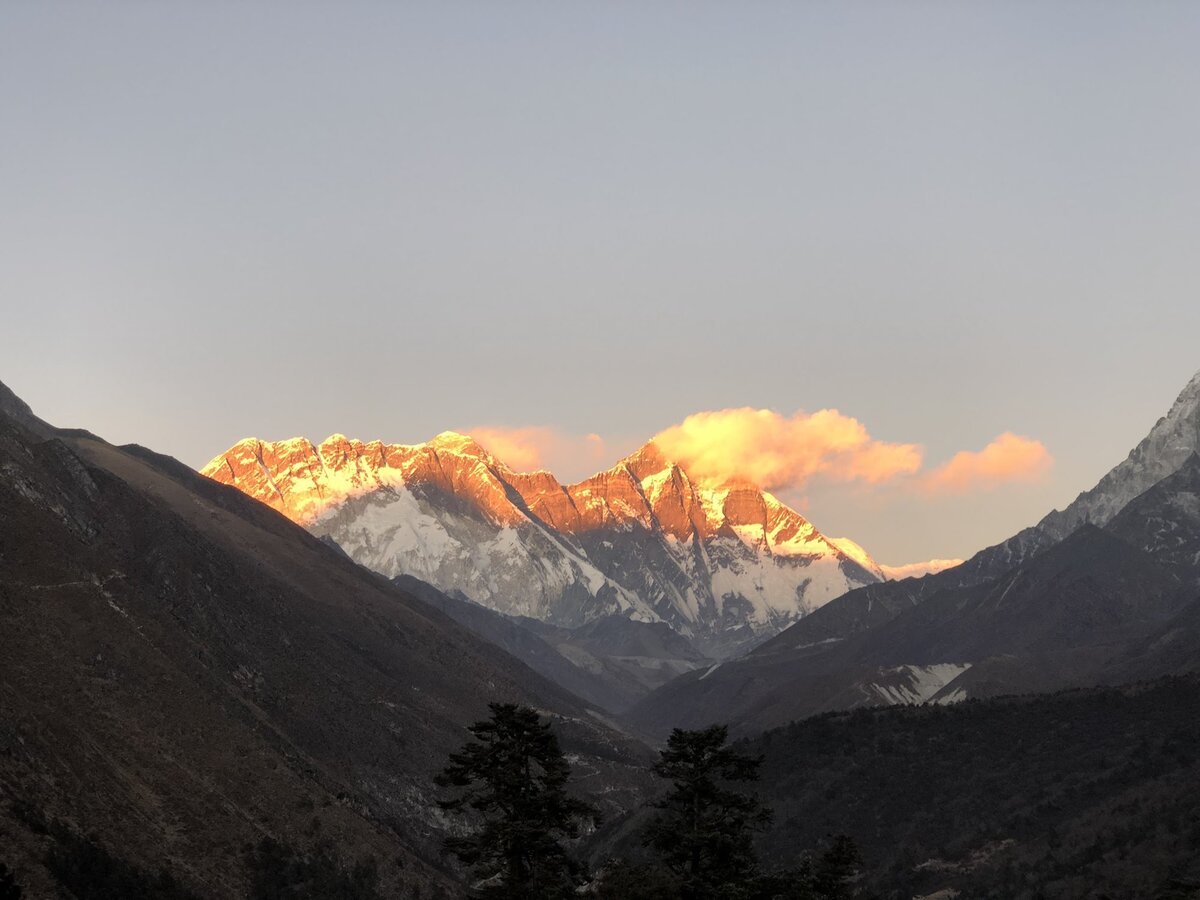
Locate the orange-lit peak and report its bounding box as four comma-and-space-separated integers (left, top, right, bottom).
202, 431, 880, 568
428, 430, 478, 450
614, 440, 673, 482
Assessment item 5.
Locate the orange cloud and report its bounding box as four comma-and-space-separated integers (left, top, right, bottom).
921, 432, 1053, 494
652, 408, 923, 492
468, 416, 1052, 500
467, 425, 613, 480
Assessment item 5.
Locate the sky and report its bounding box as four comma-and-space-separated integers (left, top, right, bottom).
2, 2, 1199, 564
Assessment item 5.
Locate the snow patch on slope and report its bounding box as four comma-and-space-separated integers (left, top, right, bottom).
313, 486, 658, 623
879, 559, 965, 580
866, 663, 972, 706
827, 536, 886, 579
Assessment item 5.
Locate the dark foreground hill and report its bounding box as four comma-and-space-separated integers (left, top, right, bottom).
745, 676, 1200, 900
0, 381, 653, 898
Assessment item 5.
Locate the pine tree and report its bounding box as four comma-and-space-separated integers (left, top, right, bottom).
814, 835, 862, 900
244, 838, 382, 899
436, 703, 595, 899
590, 859, 683, 899
643, 724, 772, 899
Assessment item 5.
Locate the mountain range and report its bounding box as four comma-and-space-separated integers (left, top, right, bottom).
7, 369, 1200, 898
201, 371, 1200, 730
202, 434, 902, 659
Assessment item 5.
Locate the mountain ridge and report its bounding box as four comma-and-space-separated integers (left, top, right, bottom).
202, 432, 887, 655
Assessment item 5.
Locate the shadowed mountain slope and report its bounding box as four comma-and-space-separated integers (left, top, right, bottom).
391, 573, 673, 712
628, 523, 1195, 735
0, 382, 653, 897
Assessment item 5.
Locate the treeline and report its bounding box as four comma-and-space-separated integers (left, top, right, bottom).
745, 676, 1200, 899
3, 703, 862, 900
435, 702, 863, 899
434, 684, 1200, 900
14, 679, 1196, 898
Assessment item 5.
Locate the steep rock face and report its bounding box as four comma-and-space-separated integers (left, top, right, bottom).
1105, 453, 1200, 583
1039, 370, 1200, 539
506, 470, 582, 532
203, 437, 883, 656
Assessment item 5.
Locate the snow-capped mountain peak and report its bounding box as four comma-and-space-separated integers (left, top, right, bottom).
202, 434, 886, 656
1038, 368, 1200, 540
827, 536, 887, 581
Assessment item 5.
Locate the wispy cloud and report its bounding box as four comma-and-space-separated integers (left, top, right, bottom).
465, 414, 1052, 499
919, 432, 1053, 494
467, 425, 615, 481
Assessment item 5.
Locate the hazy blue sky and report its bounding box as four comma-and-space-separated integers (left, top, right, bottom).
3, 2, 1199, 563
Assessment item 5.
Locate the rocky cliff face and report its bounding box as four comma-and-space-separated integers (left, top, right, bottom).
1038, 369, 1200, 539
203, 434, 883, 657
